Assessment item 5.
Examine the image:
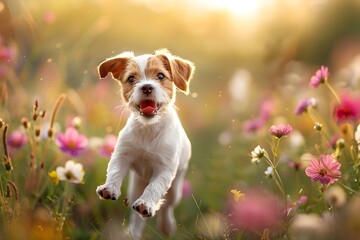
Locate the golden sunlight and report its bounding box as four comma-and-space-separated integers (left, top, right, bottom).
206, 0, 271, 18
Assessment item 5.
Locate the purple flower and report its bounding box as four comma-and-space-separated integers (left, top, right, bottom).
309, 66, 329, 88
7, 130, 27, 149
269, 124, 293, 138
294, 98, 317, 115
99, 134, 117, 158
56, 127, 88, 157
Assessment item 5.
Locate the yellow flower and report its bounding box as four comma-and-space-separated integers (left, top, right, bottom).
231, 189, 245, 202
48, 170, 59, 185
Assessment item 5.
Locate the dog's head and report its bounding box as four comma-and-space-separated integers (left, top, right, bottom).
98, 49, 195, 125
98, 49, 195, 124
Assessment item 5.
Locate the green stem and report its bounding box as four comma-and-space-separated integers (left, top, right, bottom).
273, 138, 280, 167
325, 81, 340, 104
192, 194, 214, 240
265, 155, 286, 204
57, 183, 71, 240
336, 181, 357, 194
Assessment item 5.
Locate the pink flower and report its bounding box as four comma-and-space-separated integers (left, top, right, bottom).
56, 127, 88, 157
287, 195, 308, 216
288, 161, 305, 171
7, 130, 27, 149
0, 65, 7, 77
99, 134, 117, 158
328, 135, 339, 149
243, 118, 264, 133
0, 46, 14, 62
182, 179, 192, 198
259, 99, 273, 121
269, 124, 293, 138
43, 12, 56, 24
333, 94, 360, 124
305, 155, 341, 185
309, 66, 328, 88
243, 99, 273, 133
228, 189, 284, 233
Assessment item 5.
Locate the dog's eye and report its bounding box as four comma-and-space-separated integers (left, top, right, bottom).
127, 76, 135, 83
157, 73, 165, 80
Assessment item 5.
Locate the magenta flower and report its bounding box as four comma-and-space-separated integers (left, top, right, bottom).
333, 93, 360, 124
56, 127, 88, 157
305, 155, 341, 185
99, 134, 117, 158
7, 130, 27, 149
269, 124, 293, 138
309, 66, 328, 88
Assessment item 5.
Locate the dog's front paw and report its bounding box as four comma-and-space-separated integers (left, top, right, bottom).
96, 184, 120, 201
132, 199, 156, 217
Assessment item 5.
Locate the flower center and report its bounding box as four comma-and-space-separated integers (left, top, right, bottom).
319, 169, 327, 177
65, 171, 75, 180
67, 141, 77, 149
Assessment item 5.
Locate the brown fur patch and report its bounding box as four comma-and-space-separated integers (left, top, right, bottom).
120, 59, 141, 102
146, 56, 174, 100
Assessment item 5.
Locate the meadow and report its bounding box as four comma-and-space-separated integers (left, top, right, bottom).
1, 0, 360, 239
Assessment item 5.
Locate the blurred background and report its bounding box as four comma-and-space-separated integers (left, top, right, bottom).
1, 0, 360, 239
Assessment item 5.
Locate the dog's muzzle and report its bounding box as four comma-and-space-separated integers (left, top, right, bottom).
137, 84, 160, 118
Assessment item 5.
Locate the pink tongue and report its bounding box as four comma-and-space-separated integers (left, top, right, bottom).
140, 100, 156, 116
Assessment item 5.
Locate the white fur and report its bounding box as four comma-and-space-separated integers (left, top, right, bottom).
96, 53, 191, 238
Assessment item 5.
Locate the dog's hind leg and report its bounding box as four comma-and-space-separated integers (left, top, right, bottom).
156, 168, 187, 236
128, 171, 148, 238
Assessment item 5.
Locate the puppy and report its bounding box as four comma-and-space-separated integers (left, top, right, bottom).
96, 49, 195, 237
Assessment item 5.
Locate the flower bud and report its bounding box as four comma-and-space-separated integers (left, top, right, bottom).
22, 118, 31, 129
336, 138, 345, 149
314, 123, 322, 131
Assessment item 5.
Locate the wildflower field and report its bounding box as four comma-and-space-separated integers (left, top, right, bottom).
1, 0, 360, 239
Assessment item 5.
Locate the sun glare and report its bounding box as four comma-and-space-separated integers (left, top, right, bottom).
208, 0, 267, 18
211, 0, 259, 16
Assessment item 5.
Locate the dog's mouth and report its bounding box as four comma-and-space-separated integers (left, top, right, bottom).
138, 100, 160, 117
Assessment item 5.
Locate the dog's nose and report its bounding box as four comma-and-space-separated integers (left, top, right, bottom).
141, 84, 154, 94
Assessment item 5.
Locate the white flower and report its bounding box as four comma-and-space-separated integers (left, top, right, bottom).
308, 97, 318, 109
355, 124, 360, 144
251, 145, 266, 164
325, 185, 347, 208
264, 166, 273, 177
290, 214, 327, 238
355, 124, 360, 151
56, 160, 84, 184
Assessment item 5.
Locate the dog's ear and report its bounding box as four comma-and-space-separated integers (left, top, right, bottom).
171, 57, 195, 95
155, 49, 195, 95
98, 52, 134, 80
